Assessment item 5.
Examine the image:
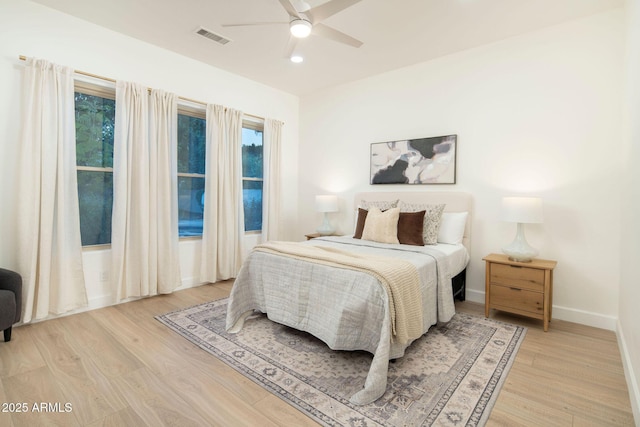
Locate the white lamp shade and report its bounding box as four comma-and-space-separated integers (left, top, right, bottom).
315, 195, 338, 213
290, 19, 312, 38
502, 197, 543, 224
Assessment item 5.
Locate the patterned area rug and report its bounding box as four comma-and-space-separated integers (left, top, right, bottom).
156, 298, 526, 427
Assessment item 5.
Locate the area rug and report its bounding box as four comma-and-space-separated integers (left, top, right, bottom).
156, 298, 526, 426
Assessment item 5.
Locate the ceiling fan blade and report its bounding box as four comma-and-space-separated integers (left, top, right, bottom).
222, 22, 287, 27
278, 0, 302, 19
313, 23, 363, 48
306, 0, 362, 22
284, 36, 300, 58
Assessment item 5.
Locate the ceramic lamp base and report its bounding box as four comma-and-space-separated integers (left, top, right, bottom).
502, 223, 538, 262
316, 213, 334, 236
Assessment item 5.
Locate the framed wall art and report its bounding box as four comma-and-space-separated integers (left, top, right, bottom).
370, 134, 457, 184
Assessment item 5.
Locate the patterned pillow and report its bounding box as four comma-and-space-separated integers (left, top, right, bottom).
361, 207, 400, 244
398, 201, 445, 245
359, 199, 399, 211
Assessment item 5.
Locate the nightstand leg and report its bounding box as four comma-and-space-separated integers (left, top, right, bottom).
484, 261, 490, 317
543, 270, 551, 331
549, 270, 553, 321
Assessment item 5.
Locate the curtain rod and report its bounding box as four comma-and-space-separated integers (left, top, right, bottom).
18, 55, 267, 122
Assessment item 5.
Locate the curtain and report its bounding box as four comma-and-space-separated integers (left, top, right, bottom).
17, 58, 87, 322
149, 90, 182, 294
262, 119, 284, 241
112, 83, 183, 300
112, 81, 151, 300
201, 105, 244, 282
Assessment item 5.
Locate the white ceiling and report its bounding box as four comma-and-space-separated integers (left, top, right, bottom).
31, 0, 622, 96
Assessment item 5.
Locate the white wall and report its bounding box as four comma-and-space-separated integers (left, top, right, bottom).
620, 0, 640, 421
0, 0, 299, 310
0, 0, 636, 418
299, 9, 625, 330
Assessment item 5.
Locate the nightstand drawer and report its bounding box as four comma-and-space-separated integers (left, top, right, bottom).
490, 263, 544, 292
490, 284, 543, 316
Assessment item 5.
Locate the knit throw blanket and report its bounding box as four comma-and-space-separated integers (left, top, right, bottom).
254, 241, 424, 344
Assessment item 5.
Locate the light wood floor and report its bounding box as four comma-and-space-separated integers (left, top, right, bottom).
0, 281, 635, 426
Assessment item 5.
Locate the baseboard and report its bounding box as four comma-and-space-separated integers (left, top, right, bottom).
19, 278, 208, 326
551, 304, 617, 331
87, 293, 115, 310
87, 276, 204, 309
617, 320, 640, 425
176, 275, 203, 289
466, 289, 485, 304
465, 289, 617, 331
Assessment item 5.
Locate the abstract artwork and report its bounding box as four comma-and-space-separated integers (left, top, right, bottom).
370, 134, 457, 184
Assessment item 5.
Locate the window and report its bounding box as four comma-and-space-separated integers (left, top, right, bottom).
177, 107, 206, 237
242, 123, 264, 232
75, 82, 115, 246
74, 85, 260, 241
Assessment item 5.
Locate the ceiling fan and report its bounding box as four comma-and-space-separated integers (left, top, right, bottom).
222, 0, 364, 58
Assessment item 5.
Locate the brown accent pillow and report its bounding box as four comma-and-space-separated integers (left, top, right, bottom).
398, 202, 446, 245
353, 208, 368, 239
397, 210, 425, 246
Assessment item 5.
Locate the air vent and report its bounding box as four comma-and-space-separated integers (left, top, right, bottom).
196, 27, 232, 45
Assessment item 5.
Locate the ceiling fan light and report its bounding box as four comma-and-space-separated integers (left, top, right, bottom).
290, 55, 304, 63
290, 19, 312, 38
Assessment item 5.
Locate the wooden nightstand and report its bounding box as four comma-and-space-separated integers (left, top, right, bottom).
305, 233, 338, 240
483, 253, 557, 331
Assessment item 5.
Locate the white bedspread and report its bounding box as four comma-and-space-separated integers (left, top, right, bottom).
225, 236, 463, 404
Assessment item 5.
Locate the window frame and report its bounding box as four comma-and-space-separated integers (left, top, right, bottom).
242, 119, 265, 235
74, 79, 116, 249
177, 103, 207, 240
73, 84, 267, 243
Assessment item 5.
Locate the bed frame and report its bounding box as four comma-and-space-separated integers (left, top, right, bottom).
354, 191, 472, 301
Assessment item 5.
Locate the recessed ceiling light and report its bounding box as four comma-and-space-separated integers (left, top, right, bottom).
290, 19, 312, 38
290, 55, 304, 63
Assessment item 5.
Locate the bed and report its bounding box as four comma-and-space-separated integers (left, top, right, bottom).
225, 191, 472, 404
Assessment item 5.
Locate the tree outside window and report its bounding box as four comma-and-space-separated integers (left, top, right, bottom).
177, 111, 206, 237
75, 89, 115, 246
74, 88, 263, 242
242, 125, 263, 232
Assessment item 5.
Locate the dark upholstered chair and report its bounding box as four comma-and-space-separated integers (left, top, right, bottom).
0, 268, 22, 342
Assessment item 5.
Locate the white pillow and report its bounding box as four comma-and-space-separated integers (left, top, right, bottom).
361, 207, 400, 244
438, 212, 468, 244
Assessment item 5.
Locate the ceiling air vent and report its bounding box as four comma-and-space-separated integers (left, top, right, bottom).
196, 27, 232, 45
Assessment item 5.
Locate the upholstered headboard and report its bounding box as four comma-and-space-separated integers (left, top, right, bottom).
353, 191, 472, 251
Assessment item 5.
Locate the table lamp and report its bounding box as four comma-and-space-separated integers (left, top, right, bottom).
501, 197, 543, 262
315, 195, 338, 235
